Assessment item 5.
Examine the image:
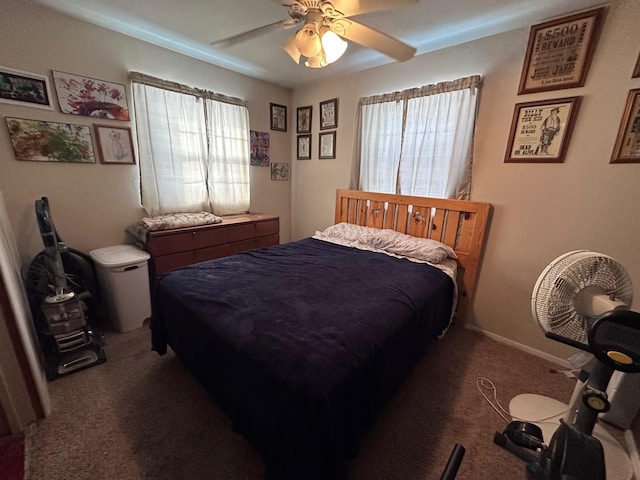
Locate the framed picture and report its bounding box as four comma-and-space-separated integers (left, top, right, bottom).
0, 66, 53, 110
319, 98, 338, 130
52, 70, 130, 120
250, 130, 270, 166
6, 117, 96, 163
319, 131, 336, 159
270, 103, 287, 131
297, 105, 312, 133
611, 88, 640, 163
271, 162, 289, 181
504, 96, 581, 163
94, 124, 136, 164
633, 53, 640, 78
517, 7, 604, 95
297, 134, 311, 160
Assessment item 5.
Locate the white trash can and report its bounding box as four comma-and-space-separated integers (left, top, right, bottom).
89, 244, 151, 333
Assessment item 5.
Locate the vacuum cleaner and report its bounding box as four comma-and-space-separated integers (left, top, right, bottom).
26, 197, 106, 380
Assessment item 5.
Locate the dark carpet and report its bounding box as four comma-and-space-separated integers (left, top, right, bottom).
24, 321, 636, 479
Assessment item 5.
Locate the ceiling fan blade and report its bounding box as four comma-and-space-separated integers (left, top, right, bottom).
337, 20, 416, 61
212, 19, 299, 48
330, 0, 419, 17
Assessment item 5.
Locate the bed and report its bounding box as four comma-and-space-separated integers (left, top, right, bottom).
150, 189, 491, 480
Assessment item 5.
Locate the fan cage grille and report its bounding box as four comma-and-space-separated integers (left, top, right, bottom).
532, 251, 633, 345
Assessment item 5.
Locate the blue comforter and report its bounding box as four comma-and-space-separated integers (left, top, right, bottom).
151, 237, 454, 480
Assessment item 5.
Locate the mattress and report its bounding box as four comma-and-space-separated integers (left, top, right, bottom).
151, 236, 455, 479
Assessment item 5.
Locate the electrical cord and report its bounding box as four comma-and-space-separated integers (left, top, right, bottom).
476, 377, 570, 425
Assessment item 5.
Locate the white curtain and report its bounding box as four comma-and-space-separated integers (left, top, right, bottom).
205, 99, 250, 216
351, 75, 481, 199
400, 85, 478, 198
133, 83, 209, 215
358, 99, 404, 194
131, 73, 250, 216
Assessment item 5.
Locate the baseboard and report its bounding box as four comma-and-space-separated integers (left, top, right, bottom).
624, 430, 640, 480
464, 324, 571, 369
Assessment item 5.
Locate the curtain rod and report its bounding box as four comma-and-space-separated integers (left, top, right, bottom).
130, 71, 247, 107
360, 75, 482, 105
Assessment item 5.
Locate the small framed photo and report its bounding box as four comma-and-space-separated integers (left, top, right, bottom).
270, 103, 287, 131
319, 98, 338, 130
611, 88, 640, 164
517, 7, 604, 95
297, 134, 311, 160
6, 117, 96, 163
52, 70, 130, 120
319, 131, 336, 159
296, 105, 312, 133
0, 66, 53, 110
271, 162, 289, 181
94, 124, 136, 164
633, 53, 640, 78
504, 96, 581, 163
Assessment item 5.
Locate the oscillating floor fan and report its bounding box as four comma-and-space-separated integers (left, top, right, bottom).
496, 250, 640, 480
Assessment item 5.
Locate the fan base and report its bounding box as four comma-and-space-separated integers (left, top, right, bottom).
509, 394, 633, 480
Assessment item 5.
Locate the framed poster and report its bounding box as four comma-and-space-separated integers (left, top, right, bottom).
52, 70, 130, 120
319, 131, 336, 159
504, 96, 581, 163
250, 130, 270, 166
0, 66, 53, 110
611, 88, 640, 163
271, 162, 289, 181
6, 117, 96, 163
517, 7, 604, 95
296, 105, 312, 133
270, 103, 287, 131
297, 134, 311, 160
94, 125, 136, 164
319, 98, 338, 130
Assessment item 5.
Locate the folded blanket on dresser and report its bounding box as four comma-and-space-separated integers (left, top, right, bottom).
125, 211, 223, 244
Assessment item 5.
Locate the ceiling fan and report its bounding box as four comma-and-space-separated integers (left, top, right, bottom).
211, 0, 418, 68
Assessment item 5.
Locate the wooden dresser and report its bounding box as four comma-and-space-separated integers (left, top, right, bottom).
145, 213, 279, 278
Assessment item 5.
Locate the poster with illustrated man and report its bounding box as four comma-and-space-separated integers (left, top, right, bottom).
505, 97, 582, 163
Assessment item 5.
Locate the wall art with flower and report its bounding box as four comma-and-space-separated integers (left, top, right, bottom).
270, 163, 289, 181
52, 70, 130, 120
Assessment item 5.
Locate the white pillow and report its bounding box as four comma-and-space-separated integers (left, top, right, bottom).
314, 222, 457, 264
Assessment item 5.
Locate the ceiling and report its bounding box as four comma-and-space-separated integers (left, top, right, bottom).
32, 0, 612, 89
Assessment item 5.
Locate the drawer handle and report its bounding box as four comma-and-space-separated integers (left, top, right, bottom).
192, 231, 196, 239
193, 250, 199, 257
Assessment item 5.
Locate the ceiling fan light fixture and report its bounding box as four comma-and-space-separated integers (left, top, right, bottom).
320, 29, 347, 64
304, 51, 327, 68
295, 22, 322, 58
282, 34, 302, 63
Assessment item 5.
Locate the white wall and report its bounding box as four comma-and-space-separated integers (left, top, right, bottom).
0, 0, 293, 268
290, 0, 640, 359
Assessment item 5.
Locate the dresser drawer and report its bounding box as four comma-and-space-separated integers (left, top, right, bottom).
147, 228, 228, 256
227, 219, 279, 243
154, 244, 230, 275
227, 233, 280, 256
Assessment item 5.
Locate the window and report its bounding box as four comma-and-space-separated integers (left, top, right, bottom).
350, 75, 481, 199
131, 72, 250, 216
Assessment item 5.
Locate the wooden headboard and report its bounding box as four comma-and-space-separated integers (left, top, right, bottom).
335, 189, 491, 318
